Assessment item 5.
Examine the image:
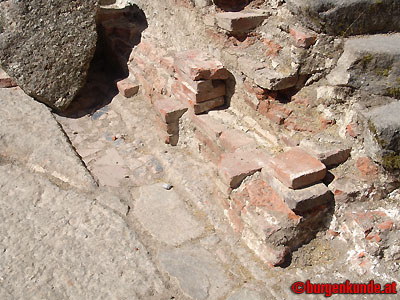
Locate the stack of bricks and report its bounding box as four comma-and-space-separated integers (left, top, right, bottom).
128, 41, 176, 103
153, 97, 188, 146
218, 146, 336, 266
172, 50, 229, 114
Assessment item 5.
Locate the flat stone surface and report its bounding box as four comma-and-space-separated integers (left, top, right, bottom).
134, 184, 204, 246
216, 11, 269, 34
0, 164, 165, 299
226, 288, 265, 300
286, 0, 400, 35
0, 0, 98, 110
0, 87, 96, 189
158, 245, 232, 300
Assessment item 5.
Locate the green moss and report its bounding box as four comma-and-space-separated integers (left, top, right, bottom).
368, 120, 387, 147
382, 153, 400, 170
361, 54, 373, 69
386, 87, 400, 98
376, 67, 391, 77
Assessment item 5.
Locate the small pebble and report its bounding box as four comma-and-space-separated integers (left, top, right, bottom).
162, 183, 172, 190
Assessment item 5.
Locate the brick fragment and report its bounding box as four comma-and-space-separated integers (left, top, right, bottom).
357, 157, 379, 178
289, 27, 317, 48
269, 147, 327, 189
153, 97, 188, 123
116, 78, 139, 98
174, 50, 229, 80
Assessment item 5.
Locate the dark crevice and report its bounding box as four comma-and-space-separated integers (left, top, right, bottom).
57, 4, 147, 118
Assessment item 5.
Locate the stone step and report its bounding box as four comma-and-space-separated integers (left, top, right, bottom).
286, 0, 400, 36
215, 11, 269, 35
327, 33, 400, 98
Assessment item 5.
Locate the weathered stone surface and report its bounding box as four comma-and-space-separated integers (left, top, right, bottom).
0, 0, 98, 111
363, 101, 400, 169
286, 0, 400, 35
216, 11, 269, 34
227, 288, 265, 300
327, 34, 400, 99
134, 184, 204, 246
0, 164, 165, 299
158, 245, 231, 300
238, 57, 298, 91
153, 97, 188, 123
0, 88, 96, 189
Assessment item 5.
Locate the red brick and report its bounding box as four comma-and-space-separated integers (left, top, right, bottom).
270, 147, 327, 189
176, 69, 214, 93
116, 78, 139, 98
218, 151, 269, 188
190, 96, 225, 114
357, 157, 379, 178
180, 80, 226, 103
245, 180, 301, 222
219, 129, 256, 152
289, 27, 317, 48
174, 50, 229, 80
153, 97, 188, 123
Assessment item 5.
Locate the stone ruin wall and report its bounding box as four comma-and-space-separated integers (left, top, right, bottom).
1, 0, 400, 271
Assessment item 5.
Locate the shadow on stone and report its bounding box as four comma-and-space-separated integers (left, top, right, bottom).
57, 4, 148, 118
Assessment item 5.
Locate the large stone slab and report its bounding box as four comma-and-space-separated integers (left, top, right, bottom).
327, 34, 400, 98
363, 101, 400, 169
286, 0, 400, 36
0, 0, 98, 111
158, 245, 232, 300
0, 88, 96, 189
0, 164, 166, 299
134, 184, 204, 246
